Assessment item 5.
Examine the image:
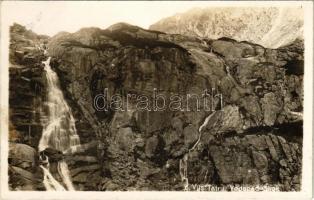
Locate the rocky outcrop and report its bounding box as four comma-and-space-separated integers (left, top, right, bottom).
9, 24, 48, 190
9, 143, 44, 190
185, 125, 302, 191
9, 23, 48, 148
45, 23, 303, 191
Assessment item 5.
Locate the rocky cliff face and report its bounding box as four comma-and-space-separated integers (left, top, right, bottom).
45, 23, 303, 191
9, 23, 49, 190
9, 22, 303, 191
150, 7, 303, 48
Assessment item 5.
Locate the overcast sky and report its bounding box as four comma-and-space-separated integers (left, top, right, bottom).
1, 1, 304, 36
1, 1, 211, 36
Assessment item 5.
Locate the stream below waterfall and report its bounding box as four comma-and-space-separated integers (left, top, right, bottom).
38, 57, 80, 191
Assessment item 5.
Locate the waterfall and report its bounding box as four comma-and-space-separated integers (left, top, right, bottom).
179, 111, 217, 191
39, 57, 80, 191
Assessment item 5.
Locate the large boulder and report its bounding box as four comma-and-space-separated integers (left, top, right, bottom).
8, 143, 43, 190
9, 143, 37, 165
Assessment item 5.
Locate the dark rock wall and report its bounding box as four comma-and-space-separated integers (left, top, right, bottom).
46, 23, 303, 191
9, 24, 49, 190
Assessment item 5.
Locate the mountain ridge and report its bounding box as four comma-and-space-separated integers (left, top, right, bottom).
150, 7, 303, 48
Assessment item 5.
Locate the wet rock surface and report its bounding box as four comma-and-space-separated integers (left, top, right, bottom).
9, 23, 303, 191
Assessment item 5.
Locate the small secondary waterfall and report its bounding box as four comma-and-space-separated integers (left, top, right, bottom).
39, 57, 80, 191
179, 111, 218, 191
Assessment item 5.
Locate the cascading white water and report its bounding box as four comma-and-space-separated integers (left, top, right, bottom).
179, 111, 217, 191
39, 57, 80, 191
